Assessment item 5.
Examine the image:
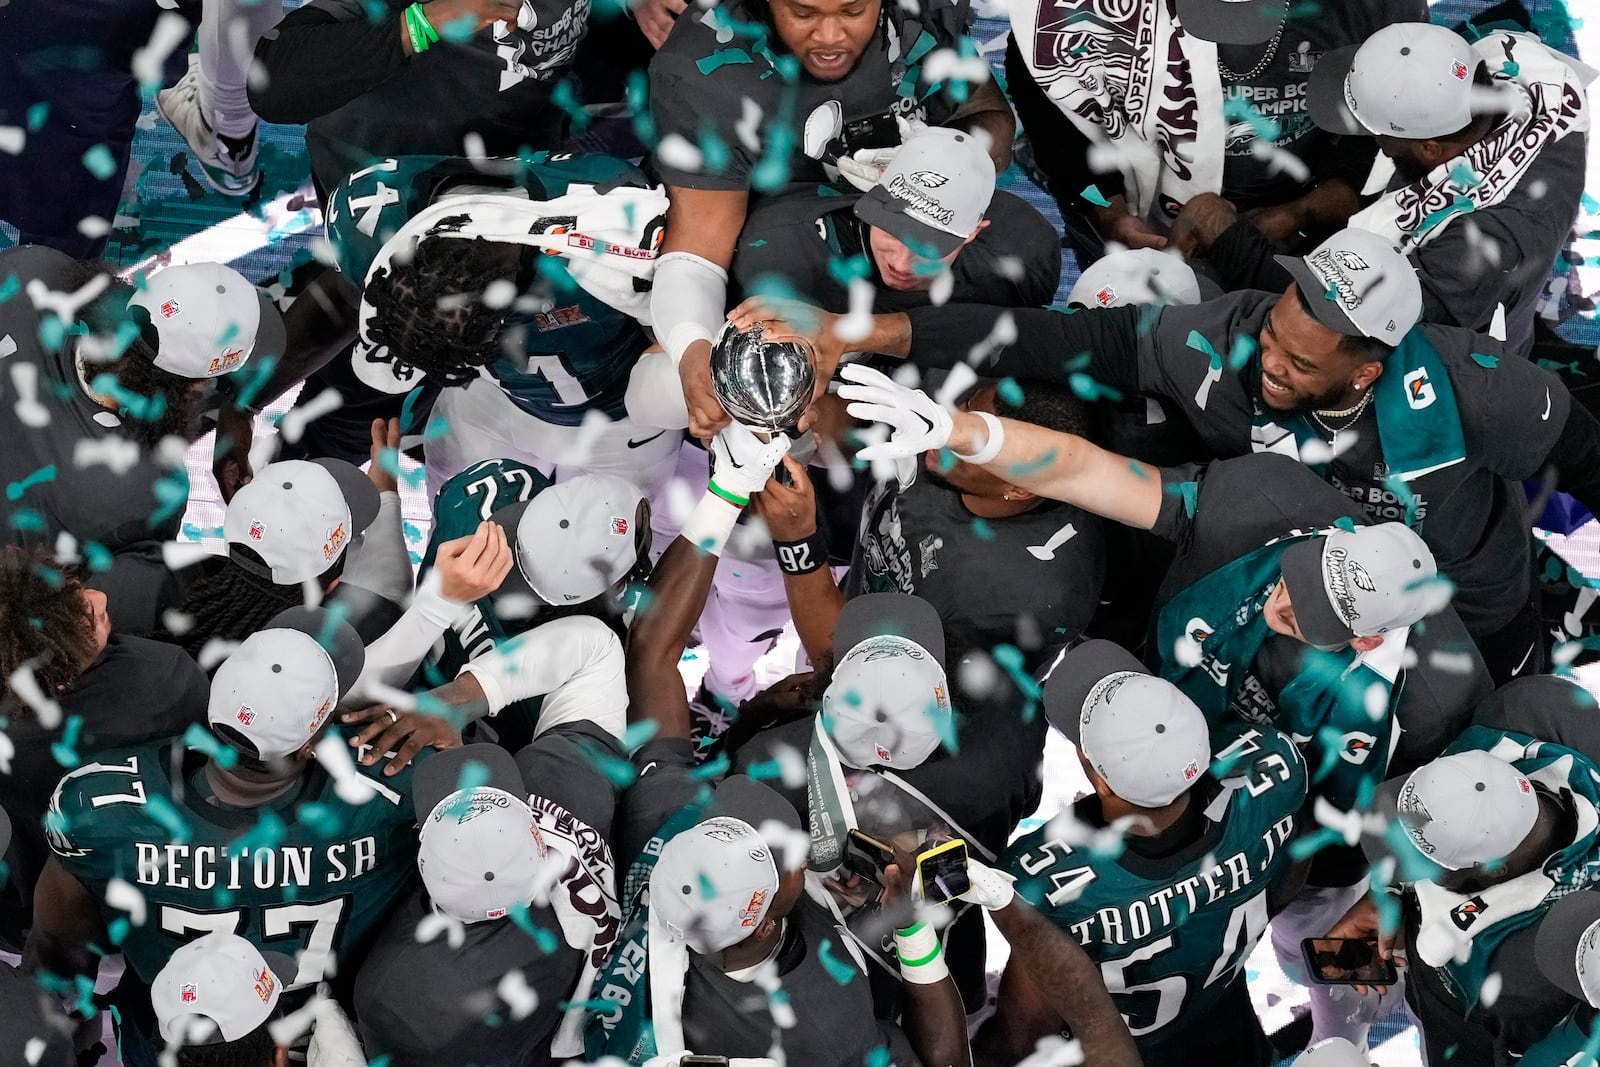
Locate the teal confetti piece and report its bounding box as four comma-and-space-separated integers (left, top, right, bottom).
1332, 516, 1358, 533
827, 253, 871, 287
551, 81, 591, 136
108, 917, 130, 946
83, 541, 112, 572
1171, 480, 1198, 519
992, 644, 1042, 722
296, 802, 345, 840
145, 795, 192, 844
508, 902, 560, 952
1080, 185, 1112, 208
743, 759, 784, 780
82, 145, 117, 181
182, 723, 238, 768
620, 721, 659, 753
227, 809, 286, 859
1127, 460, 1151, 480
997, 378, 1025, 406
970, 517, 993, 541
1004, 447, 1059, 480
1415, 194, 1475, 239
697, 47, 753, 75
50, 715, 84, 768
934, 446, 956, 473
1068, 372, 1120, 403
38, 314, 66, 352
1289, 825, 1345, 862
817, 938, 858, 985
399, 384, 428, 434
749, 239, 767, 247
9, 509, 46, 533
691, 752, 731, 780
6, 465, 56, 502
1227, 334, 1258, 371
0, 275, 19, 302
441, 13, 477, 40
151, 467, 191, 524
866, 1046, 891, 1067
26, 103, 49, 132
1469, 352, 1499, 369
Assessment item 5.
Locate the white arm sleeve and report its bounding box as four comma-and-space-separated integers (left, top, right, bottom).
339, 491, 412, 603
650, 251, 728, 361
459, 615, 627, 739
625, 349, 691, 429
343, 569, 473, 704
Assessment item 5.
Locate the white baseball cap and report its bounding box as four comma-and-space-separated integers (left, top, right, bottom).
1535, 890, 1600, 1008
651, 816, 781, 955
1045, 640, 1212, 808
1395, 750, 1539, 870
207, 607, 366, 762
1293, 1038, 1373, 1067
1275, 228, 1423, 346
128, 263, 285, 380
1278, 523, 1440, 649
413, 745, 560, 924
1068, 248, 1204, 309
822, 594, 954, 771
490, 473, 645, 605
223, 459, 382, 585
854, 127, 995, 258
151, 931, 294, 1046
1309, 23, 1478, 140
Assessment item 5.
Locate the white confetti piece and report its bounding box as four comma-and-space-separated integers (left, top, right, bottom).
10, 362, 52, 429
835, 277, 875, 344
105, 877, 147, 925
656, 133, 704, 174
923, 47, 992, 86
0, 334, 16, 359
1311, 795, 1362, 845
132, 12, 189, 89
72, 436, 141, 474
0, 127, 24, 155
1017, 1035, 1086, 1067
416, 911, 466, 949
735, 98, 763, 154
1480, 970, 1502, 1007
934, 363, 978, 408
7, 661, 61, 729
26, 275, 110, 323
482, 278, 517, 310
279, 388, 345, 444
1426, 650, 1478, 674
0, 727, 14, 775
161, 540, 216, 571
314, 733, 378, 805
497, 969, 540, 1020
1363, 681, 1388, 722
197, 637, 242, 672
928, 265, 954, 307
161, 609, 194, 636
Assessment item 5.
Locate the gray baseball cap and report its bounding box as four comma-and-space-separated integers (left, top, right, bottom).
224, 459, 381, 585
1308, 23, 1478, 140
822, 594, 953, 771
489, 473, 645, 606
1175, 0, 1288, 45
1044, 640, 1212, 808
1394, 750, 1539, 870
413, 745, 560, 924
649, 775, 804, 955
151, 931, 295, 1045
854, 127, 995, 258
207, 607, 365, 762
1274, 228, 1422, 347
127, 262, 286, 380
1535, 890, 1600, 1008
1279, 523, 1439, 649
1067, 248, 1205, 309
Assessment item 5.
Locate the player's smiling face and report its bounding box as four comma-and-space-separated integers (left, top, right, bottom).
1261, 579, 1310, 643
1257, 285, 1366, 413
769, 0, 880, 81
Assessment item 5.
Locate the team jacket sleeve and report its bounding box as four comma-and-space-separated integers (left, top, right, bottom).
904, 304, 1144, 396
458, 616, 628, 739
345, 569, 474, 703
250, 0, 410, 126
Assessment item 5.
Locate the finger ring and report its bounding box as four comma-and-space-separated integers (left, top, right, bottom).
386, 709, 399, 724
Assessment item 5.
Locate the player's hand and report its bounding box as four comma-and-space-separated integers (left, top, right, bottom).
751, 456, 817, 540
709, 421, 792, 502
632, 0, 687, 49
824, 870, 882, 910
960, 858, 1017, 912
1323, 892, 1404, 996
680, 339, 731, 439
725, 297, 847, 411
1090, 197, 1170, 251
837, 363, 952, 462
1171, 192, 1239, 258
342, 705, 462, 775
213, 404, 255, 502
738, 671, 816, 727
366, 417, 402, 494
836, 146, 899, 193
432, 521, 514, 603
1243, 203, 1305, 251
414, 0, 521, 39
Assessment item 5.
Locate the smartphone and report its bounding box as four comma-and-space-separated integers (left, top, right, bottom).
1300, 937, 1398, 985
843, 829, 896, 881
917, 839, 971, 904
825, 111, 900, 162
681, 1058, 731, 1066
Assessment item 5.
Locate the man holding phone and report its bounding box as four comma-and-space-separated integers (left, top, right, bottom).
981, 640, 1307, 1067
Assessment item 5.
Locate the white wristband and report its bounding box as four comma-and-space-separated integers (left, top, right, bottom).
678, 492, 743, 557
951, 410, 1004, 465
894, 922, 949, 985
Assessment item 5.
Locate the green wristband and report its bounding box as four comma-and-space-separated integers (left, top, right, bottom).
403, 7, 426, 52
707, 480, 749, 508
413, 3, 439, 41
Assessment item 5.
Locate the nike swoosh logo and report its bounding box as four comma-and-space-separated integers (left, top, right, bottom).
627, 431, 667, 449
1512, 641, 1536, 676
1541, 389, 1552, 421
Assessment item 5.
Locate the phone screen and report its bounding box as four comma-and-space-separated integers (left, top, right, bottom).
918, 841, 971, 904
1301, 938, 1398, 985
680, 1058, 731, 1066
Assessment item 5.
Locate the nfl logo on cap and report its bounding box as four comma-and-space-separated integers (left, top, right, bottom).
237, 706, 255, 726
1096, 286, 1117, 307
1451, 59, 1469, 80
160, 299, 181, 319
179, 983, 197, 1004
611, 516, 629, 536
248, 520, 265, 541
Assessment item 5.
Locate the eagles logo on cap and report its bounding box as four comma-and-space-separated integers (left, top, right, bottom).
906, 170, 949, 188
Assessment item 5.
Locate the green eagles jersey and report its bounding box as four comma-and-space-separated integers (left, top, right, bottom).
324, 152, 658, 425
1003, 723, 1306, 1053
417, 459, 554, 750
1523, 1008, 1600, 1067
45, 729, 423, 989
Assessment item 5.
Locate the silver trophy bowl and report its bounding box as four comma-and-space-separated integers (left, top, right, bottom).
709, 321, 817, 433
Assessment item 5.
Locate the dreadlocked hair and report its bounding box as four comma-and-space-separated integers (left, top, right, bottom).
362, 237, 516, 387
0, 546, 100, 709
169, 548, 345, 659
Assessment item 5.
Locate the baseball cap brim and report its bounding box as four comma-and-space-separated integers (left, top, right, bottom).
1535, 891, 1600, 1002
835, 593, 945, 665
1042, 639, 1149, 745
1273, 256, 1367, 338
314, 458, 382, 536
1175, 0, 1286, 44
413, 744, 527, 823
704, 774, 806, 840
1279, 538, 1357, 649
265, 606, 366, 699
155, 946, 298, 1045
250, 287, 288, 372
484, 498, 540, 603
1306, 45, 1368, 136
854, 185, 965, 259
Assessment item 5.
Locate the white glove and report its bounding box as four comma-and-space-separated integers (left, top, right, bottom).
709, 421, 792, 503
837, 146, 899, 192
960, 859, 1017, 911
837, 363, 952, 463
